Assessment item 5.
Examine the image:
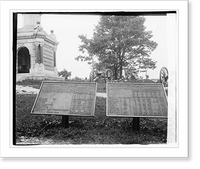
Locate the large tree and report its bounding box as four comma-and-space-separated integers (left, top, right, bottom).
76, 15, 158, 79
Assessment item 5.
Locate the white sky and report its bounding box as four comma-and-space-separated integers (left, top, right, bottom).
18, 14, 168, 79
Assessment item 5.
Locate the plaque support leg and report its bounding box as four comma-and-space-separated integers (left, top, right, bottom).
132, 117, 140, 131
62, 115, 69, 128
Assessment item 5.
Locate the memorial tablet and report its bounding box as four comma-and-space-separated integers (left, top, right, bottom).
31, 81, 97, 116
107, 83, 168, 117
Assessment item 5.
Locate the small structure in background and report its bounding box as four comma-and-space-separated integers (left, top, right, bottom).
89, 68, 114, 83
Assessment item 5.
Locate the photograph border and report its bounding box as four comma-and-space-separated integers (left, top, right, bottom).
1, 2, 188, 157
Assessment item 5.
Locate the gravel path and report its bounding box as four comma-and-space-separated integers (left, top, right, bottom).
16, 85, 107, 97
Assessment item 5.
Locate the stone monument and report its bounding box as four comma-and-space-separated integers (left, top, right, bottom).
16, 14, 63, 81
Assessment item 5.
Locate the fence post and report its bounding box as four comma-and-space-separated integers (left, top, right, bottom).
62, 115, 69, 128
132, 117, 140, 131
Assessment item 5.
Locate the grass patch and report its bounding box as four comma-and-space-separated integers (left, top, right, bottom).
16, 79, 43, 89
16, 94, 62, 137
15, 94, 167, 145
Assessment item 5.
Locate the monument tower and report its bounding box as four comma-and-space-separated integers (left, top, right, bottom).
17, 14, 62, 81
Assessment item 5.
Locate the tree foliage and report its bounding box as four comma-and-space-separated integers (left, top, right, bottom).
58, 69, 72, 80
75, 15, 158, 79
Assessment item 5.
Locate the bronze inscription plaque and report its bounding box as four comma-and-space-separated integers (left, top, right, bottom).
107, 83, 168, 117
31, 81, 97, 116
43, 46, 54, 71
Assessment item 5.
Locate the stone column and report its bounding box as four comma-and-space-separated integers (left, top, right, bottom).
38, 45, 41, 63
52, 47, 58, 76
23, 14, 42, 29
16, 45, 22, 74
29, 54, 35, 73
40, 42, 44, 63
54, 51, 56, 67
35, 42, 44, 64
34, 42, 39, 63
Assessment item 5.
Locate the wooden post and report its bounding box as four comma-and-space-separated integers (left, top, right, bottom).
62, 115, 69, 128
132, 117, 140, 131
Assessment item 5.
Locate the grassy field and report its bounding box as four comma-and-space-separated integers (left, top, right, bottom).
15, 80, 167, 145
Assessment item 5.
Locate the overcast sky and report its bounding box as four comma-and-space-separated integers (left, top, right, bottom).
18, 14, 168, 79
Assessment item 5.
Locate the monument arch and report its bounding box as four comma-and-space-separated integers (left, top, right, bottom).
17, 47, 30, 73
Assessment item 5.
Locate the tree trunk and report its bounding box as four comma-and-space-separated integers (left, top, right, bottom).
114, 66, 118, 80
120, 63, 123, 79
119, 54, 123, 79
